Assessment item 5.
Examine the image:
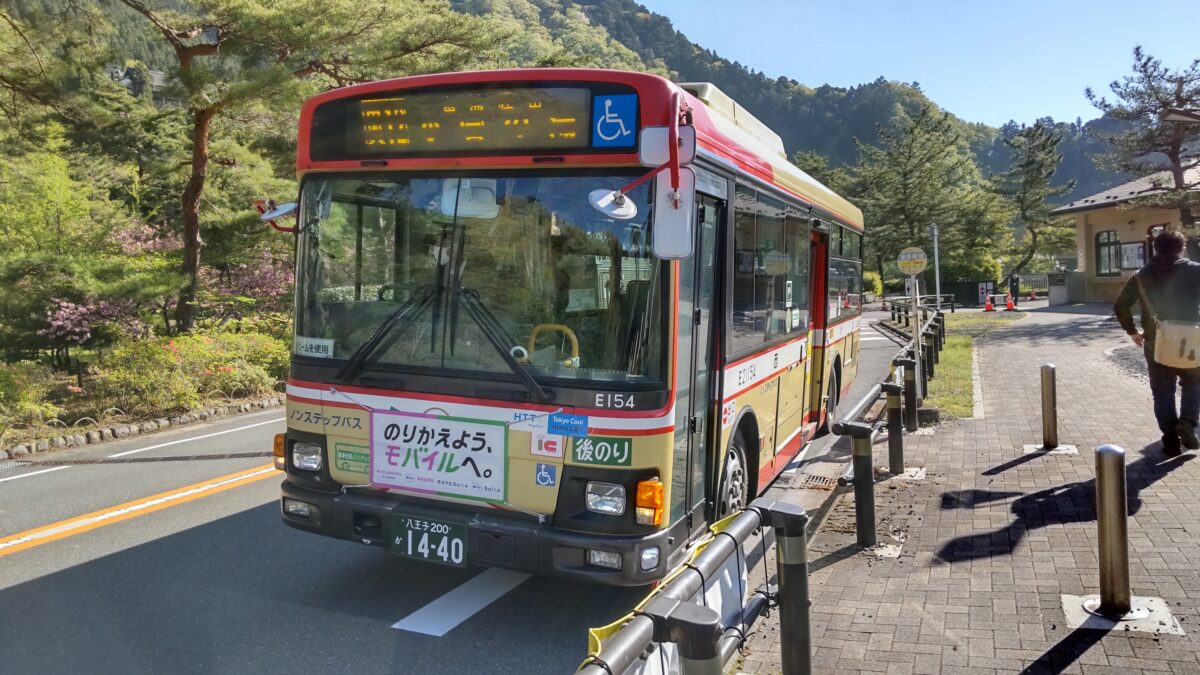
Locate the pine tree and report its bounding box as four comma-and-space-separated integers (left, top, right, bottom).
993, 123, 1075, 279
105, 0, 513, 330
1087, 46, 1200, 230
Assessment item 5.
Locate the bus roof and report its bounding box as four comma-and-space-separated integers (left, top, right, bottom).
296, 68, 863, 231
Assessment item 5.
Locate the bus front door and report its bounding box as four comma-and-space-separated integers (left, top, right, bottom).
669, 193, 720, 544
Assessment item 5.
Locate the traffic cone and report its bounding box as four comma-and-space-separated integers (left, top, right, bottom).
984, 296, 995, 312
1004, 293, 1015, 311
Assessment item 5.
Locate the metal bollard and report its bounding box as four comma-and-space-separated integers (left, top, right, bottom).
757, 499, 812, 675
926, 329, 939, 366
1095, 444, 1133, 618
924, 335, 937, 376
919, 347, 930, 399
1041, 364, 1058, 450
883, 381, 904, 474
640, 595, 724, 675
852, 433, 877, 547
898, 358, 918, 432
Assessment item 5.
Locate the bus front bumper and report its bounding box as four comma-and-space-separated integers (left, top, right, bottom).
280, 480, 670, 586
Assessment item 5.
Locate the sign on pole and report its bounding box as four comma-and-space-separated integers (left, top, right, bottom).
897, 247, 928, 276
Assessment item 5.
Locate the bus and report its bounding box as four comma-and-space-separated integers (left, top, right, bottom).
272, 69, 864, 586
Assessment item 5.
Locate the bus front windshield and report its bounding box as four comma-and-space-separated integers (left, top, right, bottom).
295, 173, 665, 388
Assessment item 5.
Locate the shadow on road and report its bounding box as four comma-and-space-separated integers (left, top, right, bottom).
1019, 625, 1110, 674
0, 502, 643, 675
935, 443, 1191, 564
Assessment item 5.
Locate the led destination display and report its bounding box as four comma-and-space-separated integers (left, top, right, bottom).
349, 87, 589, 155
308, 85, 640, 160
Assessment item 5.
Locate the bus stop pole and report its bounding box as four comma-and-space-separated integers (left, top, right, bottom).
910, 274, 922, 393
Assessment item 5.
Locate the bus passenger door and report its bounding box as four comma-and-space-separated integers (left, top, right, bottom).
669, 193, 721, 543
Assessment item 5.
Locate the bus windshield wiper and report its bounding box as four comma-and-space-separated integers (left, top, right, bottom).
336, 286, 435, 383
456, 287, 551, 402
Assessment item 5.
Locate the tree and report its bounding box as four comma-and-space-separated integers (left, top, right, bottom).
792, 150, 852, 195
992, 123, 1076, 279
106, 0, 511, 330
1087, 46, 1200, 230
852, 104, 1009, 283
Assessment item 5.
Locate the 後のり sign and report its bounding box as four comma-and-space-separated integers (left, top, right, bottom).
897, 247, 928, 276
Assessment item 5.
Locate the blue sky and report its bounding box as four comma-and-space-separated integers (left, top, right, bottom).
636, 0, 1200, 127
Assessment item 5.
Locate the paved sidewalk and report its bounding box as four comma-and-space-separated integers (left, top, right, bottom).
739, 305, 1200, 674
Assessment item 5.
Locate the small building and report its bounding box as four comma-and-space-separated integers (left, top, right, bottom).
1050, 167, 1199, 302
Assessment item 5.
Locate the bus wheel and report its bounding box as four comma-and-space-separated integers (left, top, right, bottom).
818, 371, 839, 435
718, 434, 749, 519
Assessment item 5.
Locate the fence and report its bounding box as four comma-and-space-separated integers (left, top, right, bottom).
579, 307, 948, 675
1019, 273, 1049, 295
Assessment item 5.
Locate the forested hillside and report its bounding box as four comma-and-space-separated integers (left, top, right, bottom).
453, 0, 1125, 199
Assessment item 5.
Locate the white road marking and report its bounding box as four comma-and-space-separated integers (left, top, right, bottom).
860, 336, 891, 342
0, 466, 70, 483
392, 568, 531, 636
107, 417, 285, 458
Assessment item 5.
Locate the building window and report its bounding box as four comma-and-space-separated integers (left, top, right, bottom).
1095, 230, 1121, 277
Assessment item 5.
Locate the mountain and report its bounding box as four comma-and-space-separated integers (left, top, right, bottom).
454, 0, 1126, 200
15, 0, 1127, 199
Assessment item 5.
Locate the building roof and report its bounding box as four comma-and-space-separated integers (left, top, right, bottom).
1051, 165, 1200, 215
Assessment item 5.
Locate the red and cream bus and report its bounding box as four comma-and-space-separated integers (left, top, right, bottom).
272, 69, 863, 585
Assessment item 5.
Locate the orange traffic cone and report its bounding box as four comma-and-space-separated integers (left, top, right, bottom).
1004, 293, 1015, 311
984, 296, 995, 312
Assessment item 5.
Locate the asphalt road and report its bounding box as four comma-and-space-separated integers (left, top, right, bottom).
0, 312, 898, 674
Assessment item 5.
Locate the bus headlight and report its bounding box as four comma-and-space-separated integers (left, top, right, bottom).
292, 442, 323, 471
585, 481, 626, 515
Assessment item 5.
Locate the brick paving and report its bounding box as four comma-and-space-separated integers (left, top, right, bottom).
737, 305, 1200, 674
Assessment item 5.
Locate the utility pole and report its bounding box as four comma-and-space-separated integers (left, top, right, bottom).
930, 223, 942, 310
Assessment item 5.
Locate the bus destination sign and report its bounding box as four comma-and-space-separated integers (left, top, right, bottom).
348, 87, 595, 155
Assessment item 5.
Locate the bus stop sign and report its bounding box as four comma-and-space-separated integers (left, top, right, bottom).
897, 247, 928, 276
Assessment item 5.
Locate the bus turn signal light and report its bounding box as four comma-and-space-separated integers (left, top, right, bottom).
273, 434, 285, 471
635, 478, 664, 526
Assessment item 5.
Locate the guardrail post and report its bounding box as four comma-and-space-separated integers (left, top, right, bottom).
1095, 444, 1132, 618
641, 596, 724, 675
883, 382, 904, 474
852, 431, 877, 547
753, 499, 812, 675
897, 357, 918, 432
923, 332, 937, 376
919, 344, 930, 399
1041, 364, 1058, 450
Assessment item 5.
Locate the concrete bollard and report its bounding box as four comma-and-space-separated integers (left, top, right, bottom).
852, 433, 876, 547
883, 381, 904, 474
1041, 364, 1058, 450
758, 500, 812, 675
1095, 444, 1132, 618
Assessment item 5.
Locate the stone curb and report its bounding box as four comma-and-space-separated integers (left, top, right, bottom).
1, 397, 285, 461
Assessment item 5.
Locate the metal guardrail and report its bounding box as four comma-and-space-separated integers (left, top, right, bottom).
885, 294, 956, 314
834, 308, 946, 546
582, 309, 947, 675
578, 499, 808, 675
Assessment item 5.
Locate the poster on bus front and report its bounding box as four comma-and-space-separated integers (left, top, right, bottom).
369, 409, 508, 503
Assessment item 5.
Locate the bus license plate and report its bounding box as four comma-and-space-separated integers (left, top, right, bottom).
391, 514, 467, 568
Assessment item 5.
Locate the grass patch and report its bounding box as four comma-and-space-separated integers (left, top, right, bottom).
926, 334, 974, 418
941, 311, 1027, 337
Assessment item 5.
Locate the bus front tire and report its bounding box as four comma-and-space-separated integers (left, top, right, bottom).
717, 434, 749, 520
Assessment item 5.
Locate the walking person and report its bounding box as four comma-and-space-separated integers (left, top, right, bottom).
1114, 230, 1200, 456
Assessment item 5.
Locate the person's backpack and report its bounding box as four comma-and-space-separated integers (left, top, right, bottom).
1135, 276, 1200, 369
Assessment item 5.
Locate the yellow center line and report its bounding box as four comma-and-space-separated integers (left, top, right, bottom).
0, 464, 279, 558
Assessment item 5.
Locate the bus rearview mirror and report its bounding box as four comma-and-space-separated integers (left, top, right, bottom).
652, 167, 695, 260
639, 126, 696, 168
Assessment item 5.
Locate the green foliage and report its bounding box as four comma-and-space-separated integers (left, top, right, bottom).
92, 331, 286, 415
0, 361, 63, 425
1087, 47, 1200, 228
862, 270, 883, 297
992, 123, 1077, 277
92, 341, 202, 414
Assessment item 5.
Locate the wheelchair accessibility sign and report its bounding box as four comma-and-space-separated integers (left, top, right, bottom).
592, 94, 637, 148
534, 462, 557, 487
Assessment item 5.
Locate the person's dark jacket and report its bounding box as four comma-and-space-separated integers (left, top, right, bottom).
1114, 258, 1200, 343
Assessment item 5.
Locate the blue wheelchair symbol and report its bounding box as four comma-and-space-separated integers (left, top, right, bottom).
592, 95, 637, 148
535, 463, 557, 487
